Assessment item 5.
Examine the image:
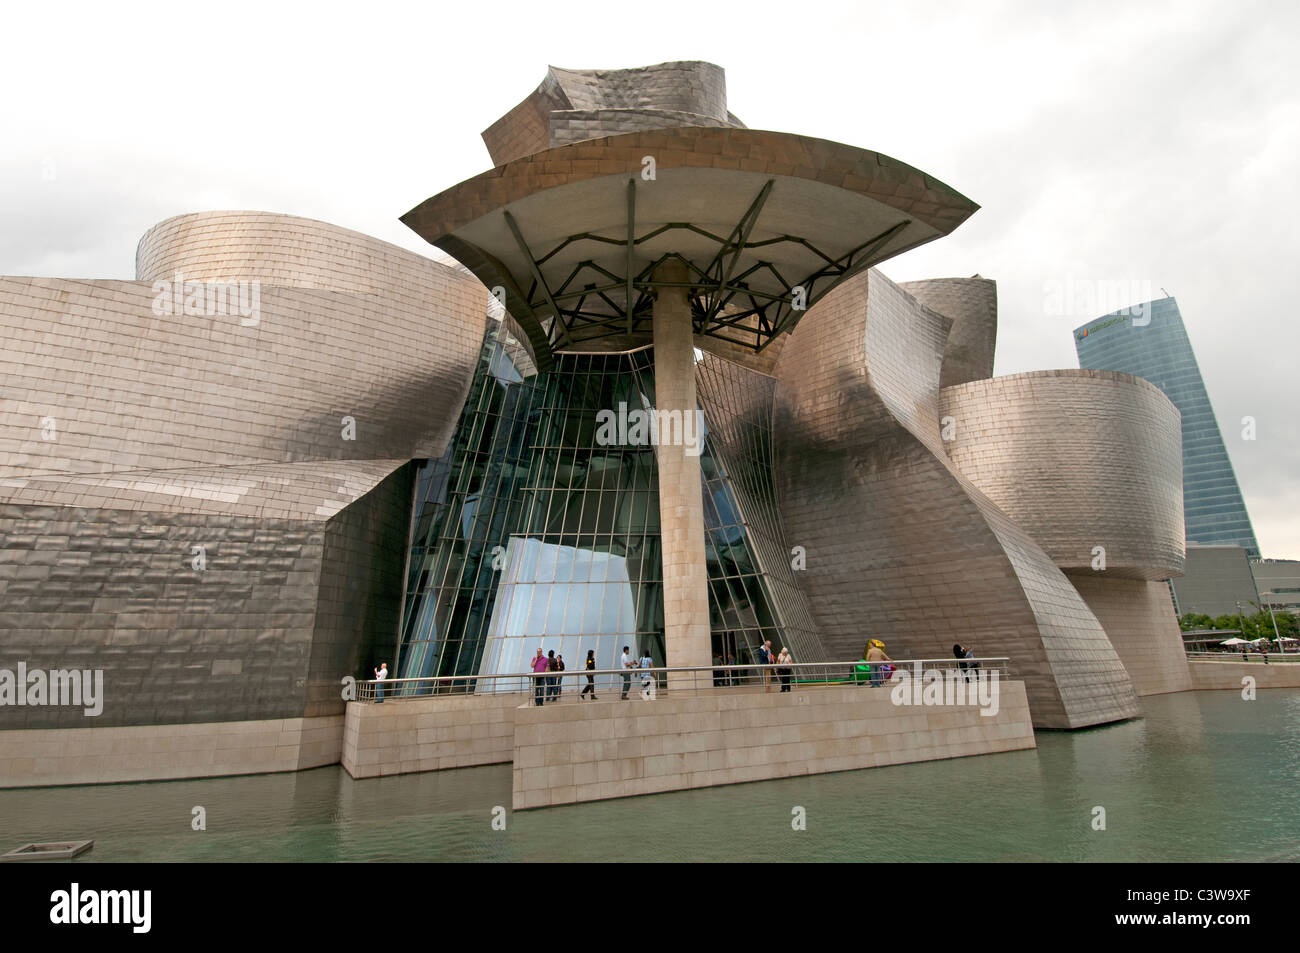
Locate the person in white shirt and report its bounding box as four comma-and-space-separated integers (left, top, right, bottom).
620, 646, 635, 700
776, 647, 794, 692
374, 662, 388, 703
639, 649, 656, 701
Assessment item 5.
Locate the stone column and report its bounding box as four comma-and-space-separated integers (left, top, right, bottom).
651, 261, 713, 687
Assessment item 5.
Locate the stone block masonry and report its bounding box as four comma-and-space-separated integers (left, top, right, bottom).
0, 715, 343, 787
341, 692, 520, 779
1188, 660, 1300, 691
511, 682, 1035, 810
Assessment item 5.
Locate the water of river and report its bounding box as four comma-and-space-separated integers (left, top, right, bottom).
2, 690, 1296, 862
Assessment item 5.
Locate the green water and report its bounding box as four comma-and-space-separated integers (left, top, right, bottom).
2, 690, 1297, 862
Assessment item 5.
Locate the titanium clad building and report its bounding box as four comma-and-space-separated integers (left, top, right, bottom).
1074, 297, 1258, 556
1, 60, 1197, 789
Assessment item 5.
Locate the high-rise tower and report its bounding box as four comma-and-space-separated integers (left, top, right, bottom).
1074, 296, 1258, 556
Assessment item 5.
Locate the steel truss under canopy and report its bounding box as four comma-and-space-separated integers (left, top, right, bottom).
402, 128, 979, 371
502, 178, 911, 353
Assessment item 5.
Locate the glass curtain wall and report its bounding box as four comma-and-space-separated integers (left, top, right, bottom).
398, 326, 664, 684
476, 346, 664, 684
397, 319, 539, 682
397, 324, 825, 691
696, 352, 825, 667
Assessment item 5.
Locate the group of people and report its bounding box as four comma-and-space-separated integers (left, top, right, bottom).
711, 640, 795, 691
758, 640, 795, 692
852, 640, 979, 686
529, 646, 658, 705
375, 638, 979, 704
529, 648, 567, 706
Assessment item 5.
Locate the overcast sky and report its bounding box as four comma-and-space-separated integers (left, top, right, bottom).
3, 0, 1297, 557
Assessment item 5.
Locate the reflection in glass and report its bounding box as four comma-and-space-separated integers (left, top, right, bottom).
395, 320, 827, 691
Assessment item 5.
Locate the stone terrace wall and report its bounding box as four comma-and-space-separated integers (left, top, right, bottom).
341, 692, 520, 779
511, 682, 1035, 809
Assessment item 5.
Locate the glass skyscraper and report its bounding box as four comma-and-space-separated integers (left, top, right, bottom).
1074, 296, 1258, 556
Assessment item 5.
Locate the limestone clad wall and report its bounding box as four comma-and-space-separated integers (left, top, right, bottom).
0, 714, 343, 788
511, 683, 1035, 809
341, 693, 519, 779
1188, 660, 1300, 691
1067, 574, 1192, 696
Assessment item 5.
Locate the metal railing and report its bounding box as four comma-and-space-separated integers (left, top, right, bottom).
1185, 651, 1300, 663
356, 657, 1011, 704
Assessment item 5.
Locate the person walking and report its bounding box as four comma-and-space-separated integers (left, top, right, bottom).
373, 661, 388, 703
638, 646, 656, 700
620, 645, 635, 699
530, 648, 550, 706
581, 649, 597, 700
776, 646, 794, 692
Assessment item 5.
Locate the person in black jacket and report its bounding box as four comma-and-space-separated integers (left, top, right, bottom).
581, 649, 597, 700
953, 643, 979, 682
546, 650, 559, 702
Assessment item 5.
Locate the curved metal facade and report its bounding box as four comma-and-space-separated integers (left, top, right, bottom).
939, 369, 1184, 579
696, 352, 825, 664
482, 61, 740, 166
0, 213, 487, 728
772, 268, 1141, 729
899, 276, 997, 387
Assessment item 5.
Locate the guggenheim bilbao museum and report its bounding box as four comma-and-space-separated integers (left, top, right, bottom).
0, 61, 1190, 788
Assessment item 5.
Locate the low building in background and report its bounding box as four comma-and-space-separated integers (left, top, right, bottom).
1251, 558, 1300, 615
1170, 544, 1262, 619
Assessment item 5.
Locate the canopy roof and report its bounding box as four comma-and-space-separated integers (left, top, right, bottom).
402, 126, 978, 369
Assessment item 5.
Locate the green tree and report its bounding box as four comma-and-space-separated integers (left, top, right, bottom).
1276, 611, 1299, 640
1250, 603, 1299, 642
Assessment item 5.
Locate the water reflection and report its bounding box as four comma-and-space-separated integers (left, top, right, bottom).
1, 691, 1296, 862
